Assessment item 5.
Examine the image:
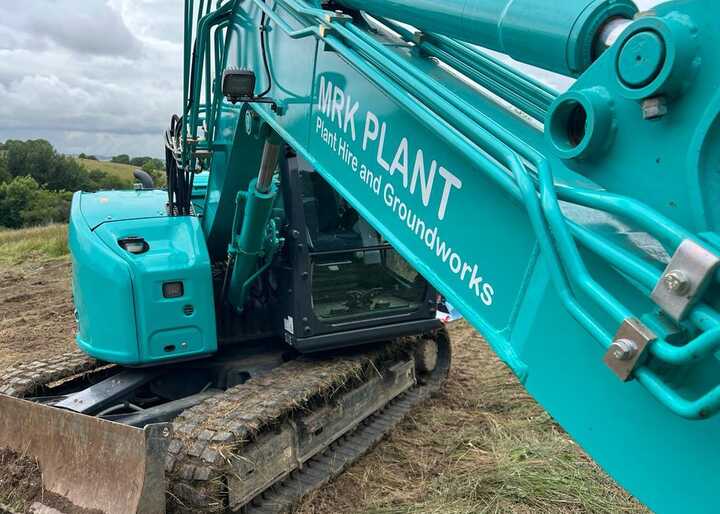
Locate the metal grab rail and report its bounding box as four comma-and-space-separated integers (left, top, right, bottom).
336, 21, 630, 334
336, 3, 720, 417
252, 0, 318, 39
184, 0, 238, 170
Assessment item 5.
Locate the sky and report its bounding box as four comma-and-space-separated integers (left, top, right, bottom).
0, 0, 657, 159
0, 0, 183, 158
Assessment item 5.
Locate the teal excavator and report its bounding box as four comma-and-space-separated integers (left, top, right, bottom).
2, 0, 720, 512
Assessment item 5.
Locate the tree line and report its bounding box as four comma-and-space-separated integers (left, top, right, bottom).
0, 140, 163, 229
107, 154, 164, 171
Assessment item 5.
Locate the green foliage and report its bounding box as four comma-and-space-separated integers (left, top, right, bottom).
0, 176, 71, 229
87, 169, 131, 190
0, 139, 152, 229
147, 168, 167, 188
77, 158, 135, 181
130, 156, 151, 167
0, 155, 10, 184
5, 139, 93, 191
111, 154, 131, 165
0, 140, 136, 229
0, 176, 37, 228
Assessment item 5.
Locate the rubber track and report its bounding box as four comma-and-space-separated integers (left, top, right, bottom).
0, 333, 450, 513
0, 351, 101, 398
245, 388, 428, 514
168, 332, 448, 513
165, 340, 423, 512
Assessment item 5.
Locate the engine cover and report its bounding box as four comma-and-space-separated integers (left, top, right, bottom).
69, 190, 217, 365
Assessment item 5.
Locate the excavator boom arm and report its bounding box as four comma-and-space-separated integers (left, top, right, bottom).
181, 0, 720, 511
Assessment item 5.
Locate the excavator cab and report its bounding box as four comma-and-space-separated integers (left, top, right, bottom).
279, 155, 439, 352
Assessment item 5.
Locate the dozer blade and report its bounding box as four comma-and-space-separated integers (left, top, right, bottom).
0, 394, 170, 514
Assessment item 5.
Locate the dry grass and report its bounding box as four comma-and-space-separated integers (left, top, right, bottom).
298, 322, 647, 514
0, 224, 69, 264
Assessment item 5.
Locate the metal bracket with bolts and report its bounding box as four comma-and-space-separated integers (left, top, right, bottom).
323, 10, 353, 24
651, 239, 720, 322
604, 318, 656, 381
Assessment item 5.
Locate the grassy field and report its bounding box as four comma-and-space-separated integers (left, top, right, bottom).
0, 225, 645, 513
298, 322, 644, 514
76, 158, 137, 181
0, 224, 68, 265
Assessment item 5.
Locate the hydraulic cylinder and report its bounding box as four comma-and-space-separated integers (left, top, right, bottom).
337, 0, 638, 76
227, 137, 281, 311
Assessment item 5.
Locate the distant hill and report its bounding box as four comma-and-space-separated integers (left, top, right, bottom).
76, 158, 137, 182
75, 158, 166, 189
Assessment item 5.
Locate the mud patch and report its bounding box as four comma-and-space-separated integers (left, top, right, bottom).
0, 448, 104, 514
0, 448, 42, 512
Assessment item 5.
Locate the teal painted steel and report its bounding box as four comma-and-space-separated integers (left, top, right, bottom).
336, 0, 638, 75
66, 0, 720, 510
227, 179, 279, 311
617, 30, 666, 88
200, 112, 267, 257
167, 0, 720, 510
78, 189, 172, 230
70, 190, 217, 365
70, 193, 141, 364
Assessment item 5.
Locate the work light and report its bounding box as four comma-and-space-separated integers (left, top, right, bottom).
222, 69, 256, 103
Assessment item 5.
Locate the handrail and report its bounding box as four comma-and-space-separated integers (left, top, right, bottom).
340, 21, 631, 326
184, 0, 237, 170
251, 0, 318, 39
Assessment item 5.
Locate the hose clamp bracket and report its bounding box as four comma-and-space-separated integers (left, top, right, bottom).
651, 240, 720, 322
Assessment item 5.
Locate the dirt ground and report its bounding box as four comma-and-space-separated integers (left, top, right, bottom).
0, 258, 646, 513
0, 260, 76, 370
0, 448, 42, 511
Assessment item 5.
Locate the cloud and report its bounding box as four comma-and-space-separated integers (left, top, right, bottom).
29, 6, 142, 58
0, 0, 665, 159
0, 0, 182, 157
0, 1, 143, 58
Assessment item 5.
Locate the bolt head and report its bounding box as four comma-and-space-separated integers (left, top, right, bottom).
663, 270, 691, 295
610, 339, 638, 361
